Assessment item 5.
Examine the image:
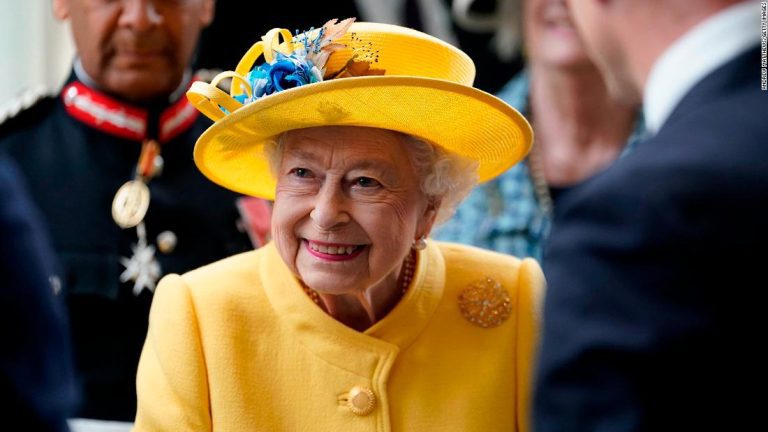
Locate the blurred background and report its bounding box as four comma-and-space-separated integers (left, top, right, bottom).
0, 0, 523, 105
0, 0, 75, 103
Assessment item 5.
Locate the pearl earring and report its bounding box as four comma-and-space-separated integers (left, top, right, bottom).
412, 236, 427, 251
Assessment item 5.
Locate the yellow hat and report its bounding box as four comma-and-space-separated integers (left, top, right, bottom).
187, 19, 532, 200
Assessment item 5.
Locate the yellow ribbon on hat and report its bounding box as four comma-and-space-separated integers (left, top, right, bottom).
235, 28, 295, 85
187, 80, 242, 122
187, 27, 298, 122
211, 71, 252, 99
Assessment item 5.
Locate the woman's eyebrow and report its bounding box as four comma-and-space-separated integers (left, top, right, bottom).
347, 159, 394, 171
285, 148, 397, 171
283, 148, 320, 162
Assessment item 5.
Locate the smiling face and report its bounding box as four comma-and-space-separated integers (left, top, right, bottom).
271, 126, 437, 296
53, 0, 214, 102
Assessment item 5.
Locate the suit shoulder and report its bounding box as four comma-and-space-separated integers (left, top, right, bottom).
0, 86, 57, 137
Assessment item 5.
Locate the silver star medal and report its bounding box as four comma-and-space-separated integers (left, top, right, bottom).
120, 222, 162, 295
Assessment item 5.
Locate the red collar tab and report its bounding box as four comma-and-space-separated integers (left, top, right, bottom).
61, 81, 199, 143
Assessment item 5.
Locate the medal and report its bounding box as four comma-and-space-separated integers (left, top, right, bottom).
112, 179, 150, 228
64, 80, 201, 295
113, 140, 164, 293
111, 140, 160, 229
120, 223, 162, 295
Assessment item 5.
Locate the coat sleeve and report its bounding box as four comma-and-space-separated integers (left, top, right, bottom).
515, 258, 545, 432
133, 274, 212, 432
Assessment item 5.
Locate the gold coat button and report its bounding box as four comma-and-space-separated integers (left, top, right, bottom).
346, 386, 376, 416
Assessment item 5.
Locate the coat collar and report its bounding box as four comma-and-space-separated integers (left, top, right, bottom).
259, 241, 445, 376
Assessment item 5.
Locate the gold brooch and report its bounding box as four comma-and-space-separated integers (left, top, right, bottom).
458, 277, 512, 328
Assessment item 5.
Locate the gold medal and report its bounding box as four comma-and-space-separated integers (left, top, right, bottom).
112, 140, 160, 229
112, 179, 150, 229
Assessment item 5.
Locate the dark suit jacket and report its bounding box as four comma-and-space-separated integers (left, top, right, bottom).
535, 46, 766, 431
0, 155, 77, 431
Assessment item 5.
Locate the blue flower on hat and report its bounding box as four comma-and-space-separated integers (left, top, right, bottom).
235, 53, 322, 104
223, 18, 361, 110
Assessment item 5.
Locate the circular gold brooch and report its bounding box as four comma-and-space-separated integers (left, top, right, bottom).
458, 277, 512, 328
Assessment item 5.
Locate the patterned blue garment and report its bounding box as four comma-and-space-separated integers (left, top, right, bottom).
433, 71, 644, 261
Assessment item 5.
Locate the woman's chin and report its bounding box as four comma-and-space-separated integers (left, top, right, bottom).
301, 276, 357, 296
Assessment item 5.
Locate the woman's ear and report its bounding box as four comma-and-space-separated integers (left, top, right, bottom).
416, 199, 441, 240
52, 0, 70, 21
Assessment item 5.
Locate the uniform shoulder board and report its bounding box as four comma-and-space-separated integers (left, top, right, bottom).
0, 85, 55, 131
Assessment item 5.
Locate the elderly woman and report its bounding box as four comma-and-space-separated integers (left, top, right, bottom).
134, 19, 543, 431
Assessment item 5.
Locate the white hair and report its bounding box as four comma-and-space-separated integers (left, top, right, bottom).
263, 129, 478, 225
398, 134, 478, 224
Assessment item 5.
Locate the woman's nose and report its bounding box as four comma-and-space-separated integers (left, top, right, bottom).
310, 183, 350, 230
119, 0, 163, 31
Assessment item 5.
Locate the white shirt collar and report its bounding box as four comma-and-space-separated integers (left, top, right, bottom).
643, 1, 760, 136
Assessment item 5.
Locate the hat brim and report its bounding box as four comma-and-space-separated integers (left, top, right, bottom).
194, 75, 532, 199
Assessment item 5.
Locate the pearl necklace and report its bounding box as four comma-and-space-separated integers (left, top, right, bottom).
302, 249, 417, 307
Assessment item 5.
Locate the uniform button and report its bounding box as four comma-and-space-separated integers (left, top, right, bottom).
156, 230, 177, 254
347, 386, 376, 416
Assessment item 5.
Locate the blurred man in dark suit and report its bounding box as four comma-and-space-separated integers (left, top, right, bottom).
535, 0, 766, 430
1, 155, 77, 431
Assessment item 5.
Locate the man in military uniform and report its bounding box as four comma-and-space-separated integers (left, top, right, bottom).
0, 0, 258, 421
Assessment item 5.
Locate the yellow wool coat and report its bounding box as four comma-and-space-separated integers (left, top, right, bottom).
133, 241, 544, 431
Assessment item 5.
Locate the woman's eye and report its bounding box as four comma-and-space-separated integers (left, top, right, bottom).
355, 177, 380, 188
289, 168, 312, 178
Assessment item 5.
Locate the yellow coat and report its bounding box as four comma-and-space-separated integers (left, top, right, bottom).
134, 241, 544, 431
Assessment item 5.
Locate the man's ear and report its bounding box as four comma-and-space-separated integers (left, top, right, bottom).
52, 0, 70, 21
200, 0, 216, 27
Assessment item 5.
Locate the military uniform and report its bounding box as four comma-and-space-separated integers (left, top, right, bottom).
0, 71, 255, 420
